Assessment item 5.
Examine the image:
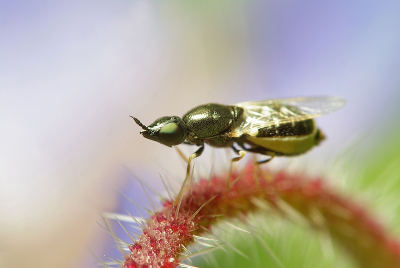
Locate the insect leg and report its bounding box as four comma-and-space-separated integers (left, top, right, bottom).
256, 151, 275, 164
174, 144, 205, 206
236, 141, 276, 164
225, 145, 246, 189
188, 144, 205, 162
231, 145, 246, 162
246, 148, 275, 164
231, 144, 240, 153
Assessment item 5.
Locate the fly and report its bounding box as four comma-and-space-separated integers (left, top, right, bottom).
132, 96, 345, 204
132, 96, 345, 164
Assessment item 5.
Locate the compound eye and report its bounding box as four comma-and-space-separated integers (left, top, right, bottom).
159, 123, 184, 146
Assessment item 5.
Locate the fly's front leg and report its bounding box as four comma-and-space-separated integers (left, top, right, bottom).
175, 141, 198, 163
187, 144, 205, 170
174, 144, 204, 205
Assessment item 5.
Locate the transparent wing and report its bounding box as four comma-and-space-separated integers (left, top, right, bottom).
233, 96, 345, 137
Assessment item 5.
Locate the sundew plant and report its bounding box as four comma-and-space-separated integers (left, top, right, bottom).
100, 122, 400, 268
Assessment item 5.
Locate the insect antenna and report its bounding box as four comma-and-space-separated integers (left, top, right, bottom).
130, 116, 149, 131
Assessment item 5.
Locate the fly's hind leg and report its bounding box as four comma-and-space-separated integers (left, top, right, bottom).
235, 139, 276, 164
242, 146, 275, 164
256, 151, 275, 164
236, 144, 276, 185
174, 144, 204, 206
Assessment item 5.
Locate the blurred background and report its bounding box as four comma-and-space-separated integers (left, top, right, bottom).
1, 1, 400, 267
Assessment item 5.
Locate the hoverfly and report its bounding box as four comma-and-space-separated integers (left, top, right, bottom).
131, 96, 345, 164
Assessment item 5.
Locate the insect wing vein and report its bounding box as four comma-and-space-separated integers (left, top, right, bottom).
234, 96, 345, 137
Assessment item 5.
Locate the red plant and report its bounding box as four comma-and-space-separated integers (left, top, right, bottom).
121, 162, 400, 268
